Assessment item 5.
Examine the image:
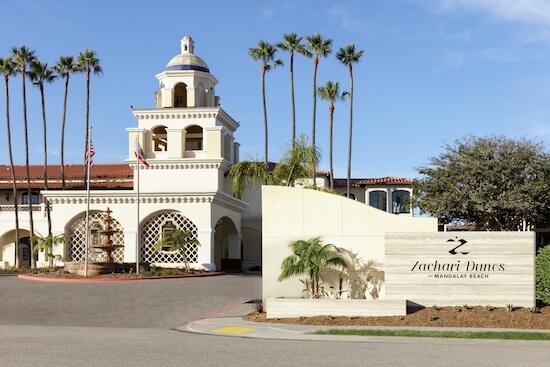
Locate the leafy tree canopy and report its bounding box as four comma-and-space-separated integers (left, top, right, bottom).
413, 135, 550, 231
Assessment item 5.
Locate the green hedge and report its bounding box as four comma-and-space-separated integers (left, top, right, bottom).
536, 245, 550, 305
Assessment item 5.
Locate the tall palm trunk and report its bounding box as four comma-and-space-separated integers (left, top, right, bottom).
3, 71, 21, 268
311, 57, 318, 185
290, 52, 296, 149
22, 68, 35, 268
346, 64, 354, 199
83, 69, 91, 188
329, 104, 335, 190
60, 75, 69, 189
38, 82, 52, 236
261, 65, 268, 165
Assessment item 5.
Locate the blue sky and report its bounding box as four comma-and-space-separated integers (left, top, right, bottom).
1, 0, 549, 179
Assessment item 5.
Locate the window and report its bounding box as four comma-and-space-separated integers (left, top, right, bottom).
185, 125, 203, 151
22, 191, 40, 205
369, 190, 387, 211
173, 83, 187, 107
341, 192, 356, 200
392, 190, 410, 214
152, 125, 168, 151
90, 222, 102, 246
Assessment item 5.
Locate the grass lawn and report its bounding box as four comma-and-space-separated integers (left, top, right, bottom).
313, 329, 550, 340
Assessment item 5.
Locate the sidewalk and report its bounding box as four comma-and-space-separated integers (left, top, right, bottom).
181, 301, 550, 344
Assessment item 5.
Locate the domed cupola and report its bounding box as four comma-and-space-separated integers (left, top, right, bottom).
165, 36, 210, 73
154, 36, 219, 109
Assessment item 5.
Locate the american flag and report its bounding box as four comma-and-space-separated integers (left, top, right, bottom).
85, 141, 95, 166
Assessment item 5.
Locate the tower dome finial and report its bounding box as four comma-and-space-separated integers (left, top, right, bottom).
181, 36, 194, 54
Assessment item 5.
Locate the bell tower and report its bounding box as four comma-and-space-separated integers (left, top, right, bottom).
126, 36, 240, 195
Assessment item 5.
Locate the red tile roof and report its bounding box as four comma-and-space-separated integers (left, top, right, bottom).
0, 164, 133, 190
333, 176, 412, 187
355, 176, 413, 186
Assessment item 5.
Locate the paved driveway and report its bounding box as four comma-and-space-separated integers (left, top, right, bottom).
0, 274, 261, 328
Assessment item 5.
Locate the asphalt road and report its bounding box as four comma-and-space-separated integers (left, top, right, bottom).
1, 274, 549, 367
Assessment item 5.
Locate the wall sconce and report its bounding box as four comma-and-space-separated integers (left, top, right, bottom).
5, 193, 9, 201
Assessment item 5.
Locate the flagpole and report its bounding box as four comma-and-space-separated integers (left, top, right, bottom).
136, 135, 141, 275
84, 126, 92, 278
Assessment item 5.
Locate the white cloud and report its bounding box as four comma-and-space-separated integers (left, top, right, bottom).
327, 4, 364, 32
438, 0, 550, 27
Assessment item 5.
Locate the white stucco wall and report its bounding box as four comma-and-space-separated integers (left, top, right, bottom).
261, 186, 437, 299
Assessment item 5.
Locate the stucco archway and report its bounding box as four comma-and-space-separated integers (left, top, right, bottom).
214, 216, 240, 271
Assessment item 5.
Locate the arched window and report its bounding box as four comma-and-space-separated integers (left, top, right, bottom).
173, 83, 187, 107
392, 190, 410, 214
369, 190, 387, 212
152, 125, 168, 151
22, 191, 40, 205
185, 125, 203, 151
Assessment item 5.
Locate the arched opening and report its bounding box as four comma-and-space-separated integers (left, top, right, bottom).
140, 211, 199, 267
173, 82, 187, 107
67, 211, 124, 262
369, 190, 387, 212
0, 229, 32, 268
392, 190, 411, 214
152, 125, 168, 152
185, 125, 203, 151
214, 217, 241, 272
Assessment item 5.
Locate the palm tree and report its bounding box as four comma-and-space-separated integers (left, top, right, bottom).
305, 33, 332, 186
54, 56, 79, 190
31, 233, 66, 268
28, 60, 57, 237
336, 44, 364, 199
278, 237, 347, 299
276, 33, 311, 148
0, 56, 21, 268
229, 160, 276, 199
273, 134, 320, 188
153, 229, 201, 272
76, 49, 103, 188
12, 45, 37, 268
248, 41, 283, 165
317, 81, 348, 190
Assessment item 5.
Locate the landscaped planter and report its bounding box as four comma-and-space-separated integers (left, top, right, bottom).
265, 298, 406, 319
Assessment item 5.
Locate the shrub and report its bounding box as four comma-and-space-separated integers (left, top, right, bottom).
536, 245, 550, 305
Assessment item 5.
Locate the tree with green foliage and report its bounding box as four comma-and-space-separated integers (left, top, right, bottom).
31, 233, 66, 269
414, 135, 550, 230
536, 245, 550, 305
248, 41, 283, 165
153, 229, 201, 272
76, 49, 103, 188
278, 237, 347, 299
276, 33, 311, 148
317, 81, 348, 190
12, 45, 37, 268
228, 135, 320, 199
0, 56, 21, 268
336, 44, 364, 199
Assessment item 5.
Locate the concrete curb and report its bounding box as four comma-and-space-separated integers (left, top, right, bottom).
17, 271, 225, 283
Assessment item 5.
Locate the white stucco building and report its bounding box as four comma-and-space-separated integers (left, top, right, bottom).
0, 36, 416, 271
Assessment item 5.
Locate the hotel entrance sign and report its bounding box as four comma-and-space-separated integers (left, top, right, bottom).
385, 232, 535, 307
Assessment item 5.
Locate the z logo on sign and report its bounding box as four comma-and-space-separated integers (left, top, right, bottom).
447, 237, 469, 255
